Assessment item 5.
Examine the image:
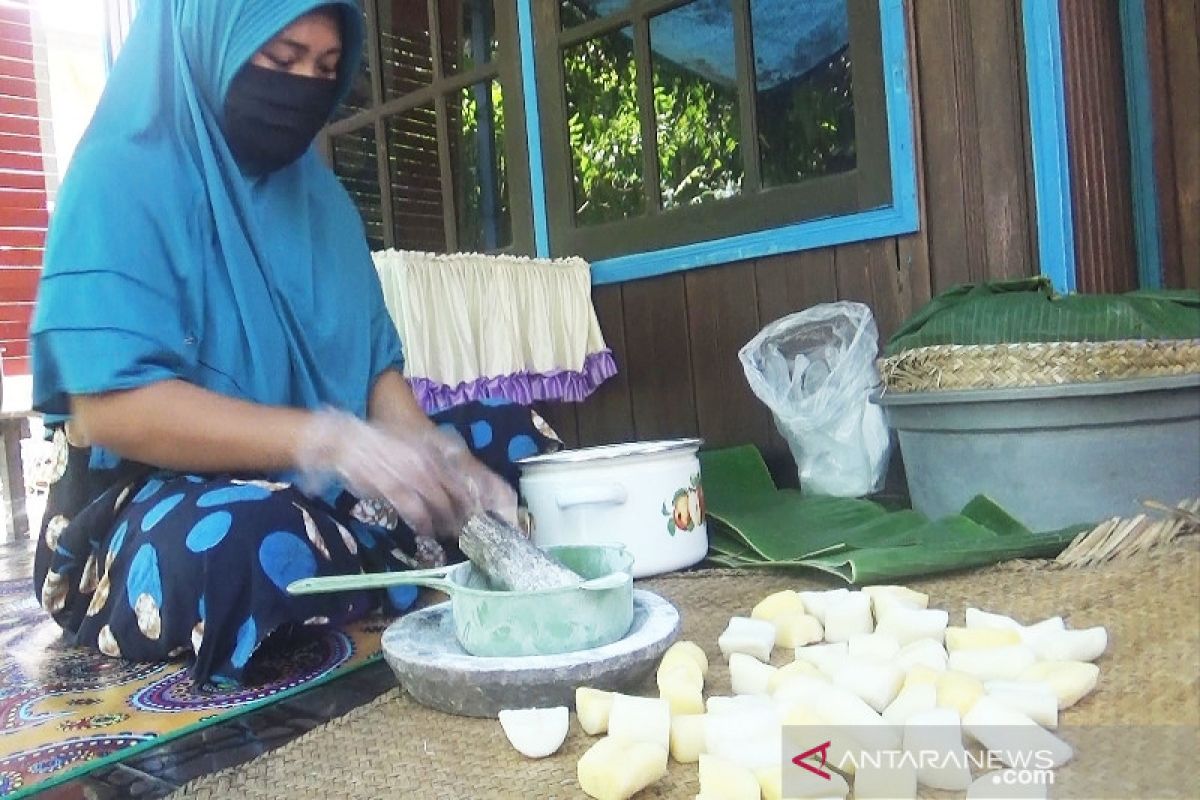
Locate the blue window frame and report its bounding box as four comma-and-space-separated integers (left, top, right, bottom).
521, 0, 918, 285
1022, 0, 1077, 294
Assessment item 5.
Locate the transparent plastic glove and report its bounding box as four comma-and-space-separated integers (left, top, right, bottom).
425, 428, 519, 527
294, 409, 475, 540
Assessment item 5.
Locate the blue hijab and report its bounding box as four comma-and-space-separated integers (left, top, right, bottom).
31, 0, 402, 422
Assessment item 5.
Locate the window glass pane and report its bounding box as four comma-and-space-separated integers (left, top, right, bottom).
336, 44, 372, 121
378, 0, 435, 100
330, 127, 386, 250
750, 0, 856, 187
334, 43, 373, 121
563, 28, 644, 226
650, 0, 743, 210
439, 0, 496, 73
451, 81, 511, 250
385, 106, 448, 251
560, 0, 633, 29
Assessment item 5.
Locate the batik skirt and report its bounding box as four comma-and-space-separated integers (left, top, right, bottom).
31, 401, 559, 686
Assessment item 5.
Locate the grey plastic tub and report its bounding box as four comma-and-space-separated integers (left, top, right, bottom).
880, 374, 1200, 531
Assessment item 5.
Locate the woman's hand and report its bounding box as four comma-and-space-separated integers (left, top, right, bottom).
295, 409, 478, 540
426, 428, 519, 527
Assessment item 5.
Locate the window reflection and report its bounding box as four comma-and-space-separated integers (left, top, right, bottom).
650, 0, 743, 210
750, 0, 856, 186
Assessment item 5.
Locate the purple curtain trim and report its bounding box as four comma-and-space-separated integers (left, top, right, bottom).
408, 350, 618, 412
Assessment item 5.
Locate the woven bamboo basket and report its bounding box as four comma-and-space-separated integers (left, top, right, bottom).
879, 338, 1200, 393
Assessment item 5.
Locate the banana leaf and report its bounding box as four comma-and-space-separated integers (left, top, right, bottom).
960, 495, 1031, 536
800, 525, 1089, 583
698, 444, 779, 508
708, 526, 761, 559
697, 444, 1094, 583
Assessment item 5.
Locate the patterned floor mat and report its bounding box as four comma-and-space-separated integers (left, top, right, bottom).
0, 576, 387, 798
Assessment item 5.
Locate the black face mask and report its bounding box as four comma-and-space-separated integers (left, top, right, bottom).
222, 64, 339, 175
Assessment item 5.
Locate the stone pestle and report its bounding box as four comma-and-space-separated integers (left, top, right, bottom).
458, 511, 582, 592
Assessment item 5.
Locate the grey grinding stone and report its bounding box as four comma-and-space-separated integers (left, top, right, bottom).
382, 589, 681, 718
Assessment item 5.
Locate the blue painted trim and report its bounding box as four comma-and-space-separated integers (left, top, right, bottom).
516, 0, 551, 258
1021, 0, 1077, 293
1119, 0, 1163, 288
588, 0, 918, 284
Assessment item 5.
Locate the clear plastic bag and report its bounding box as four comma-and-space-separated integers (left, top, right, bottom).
739, 302, 891, 497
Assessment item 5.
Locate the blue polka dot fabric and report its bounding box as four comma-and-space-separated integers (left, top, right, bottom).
31, 401, 559, 686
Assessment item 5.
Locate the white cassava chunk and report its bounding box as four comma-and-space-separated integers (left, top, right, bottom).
577, 736, 668, 800
966, 769, 1050, 799
774, 613, 824, 648
660, 665, 706, 715
704, 704, 782, 770
795, 641, 848, 674
895, 638, 948, 672
903, 707, 972, 791
935, 670, 984, 717
1019, 661, 1100, 709
798, 588, 851, 624
832, 657, 903, 713
882, 682, 937, 727
1025, 626, 1108, 662
902, 665, 943, 690
767, 659, 824, 693
752, 589, 805, 621
661, 640, 710, 678
755, 766, 784, 800
945, 626, 1022, 651
983, 680, 1059, 728
1018, 616, 1066, 646
772, 673, 830, 717
658, 651, 704, 691
707, 694, 776, 716
498, 706, 569, 759
875, 607, 949, 646
963, 697, 1073, 768
669, 713, 706, 763
698, 754, 761, 800
823, 592, 873, 642
792, 681, 901, 752
965, 607, 1022, 631
730, 652, 779, 696
607, 694, 671, 750
719, 616, 777, 662
948, 646, 1037, 681
576, 687, 615, 735
965, 611, 1068, 648
854, 761, 919, 799
847, 633, 901, 662
863, 585, 929, 616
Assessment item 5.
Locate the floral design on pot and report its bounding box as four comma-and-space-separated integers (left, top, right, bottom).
662, 473, 705, 535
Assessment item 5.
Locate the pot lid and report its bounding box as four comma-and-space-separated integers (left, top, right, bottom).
516, 438, 703, 467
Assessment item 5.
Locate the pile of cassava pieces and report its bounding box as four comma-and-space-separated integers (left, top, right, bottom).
493, 586, 1106, 800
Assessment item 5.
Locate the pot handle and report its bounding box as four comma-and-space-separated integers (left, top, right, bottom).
555, 483, 628, 510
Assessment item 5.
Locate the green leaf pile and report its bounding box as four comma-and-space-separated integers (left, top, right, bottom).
699, 446, 1089, 584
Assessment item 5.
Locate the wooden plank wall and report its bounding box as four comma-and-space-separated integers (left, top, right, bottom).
1060, 0, 1138, 293
540, 0, 1041, 480
1146, 0, 1200, 290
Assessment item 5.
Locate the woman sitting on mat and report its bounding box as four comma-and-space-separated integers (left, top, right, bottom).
30, 0, 556, 687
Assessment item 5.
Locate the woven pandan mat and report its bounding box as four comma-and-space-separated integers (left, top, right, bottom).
879, 339, 1200, 393
171, 545, 1200, 799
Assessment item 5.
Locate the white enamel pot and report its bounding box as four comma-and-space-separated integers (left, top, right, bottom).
516, 439, 708, 578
